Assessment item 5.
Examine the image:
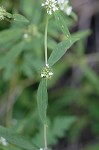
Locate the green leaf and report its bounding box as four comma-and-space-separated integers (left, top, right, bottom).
72, 29, 91, 39
21, 61, 34, 78
48, 116, 77, 144
4, 145, 22, 150
0, 29, 23, 44
0, 126, 38, 150
54, 12, 71, 38
13, 14, 29, 23
0, 41, 25, 69
48, 37, 78, 66
3, 63, 15, 81
37, 79, 48, 124
20, 0, 34, 18
33, 116, 77, 147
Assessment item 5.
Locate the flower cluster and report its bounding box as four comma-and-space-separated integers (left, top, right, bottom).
42, 0, 58, 15
0, 137, 8, 146
41, 64, 53, 79
57, 0, 72, 15
0, 6, 7, 20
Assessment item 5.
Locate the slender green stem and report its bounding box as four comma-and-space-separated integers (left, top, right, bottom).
44, 124, 47, 150
44, 17, 49, 150
45, 17, 48, 66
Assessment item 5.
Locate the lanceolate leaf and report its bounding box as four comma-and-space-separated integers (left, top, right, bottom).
0, 126, 38, 150
37, 79, 48, 124
54, 12, 71, 38
48, 37, 78, 67
13, 14, 29, 23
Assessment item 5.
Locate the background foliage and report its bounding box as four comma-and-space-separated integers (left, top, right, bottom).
0, 0, 99, 150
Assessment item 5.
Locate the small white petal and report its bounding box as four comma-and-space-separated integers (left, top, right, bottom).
41, 74, 44, 77
48, 10, 52, 15
66, 6, 72, 15
49, 72, 53, 75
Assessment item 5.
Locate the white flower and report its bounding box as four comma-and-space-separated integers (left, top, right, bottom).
40, 148, 43, 150
57, 0, 72, 15
0, 6, 6, 20
42, 0, 58, 15
0, 137, 8, 146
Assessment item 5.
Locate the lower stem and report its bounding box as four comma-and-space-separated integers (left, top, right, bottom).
44, 124, 47, 150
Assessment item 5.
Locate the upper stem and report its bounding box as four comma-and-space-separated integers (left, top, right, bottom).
45, 17, 48, 66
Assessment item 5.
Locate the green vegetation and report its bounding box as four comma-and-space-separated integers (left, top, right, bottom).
0, 0, 99, 150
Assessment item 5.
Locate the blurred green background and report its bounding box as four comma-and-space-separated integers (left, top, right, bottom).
0, 0, 99, 150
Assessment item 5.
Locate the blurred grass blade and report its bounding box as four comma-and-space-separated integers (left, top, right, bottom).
48, 37, 78, 66
13, 14, 29, 23
0, 126, 38, 150
54, 12, 71, 38
37, 79, 48, 124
